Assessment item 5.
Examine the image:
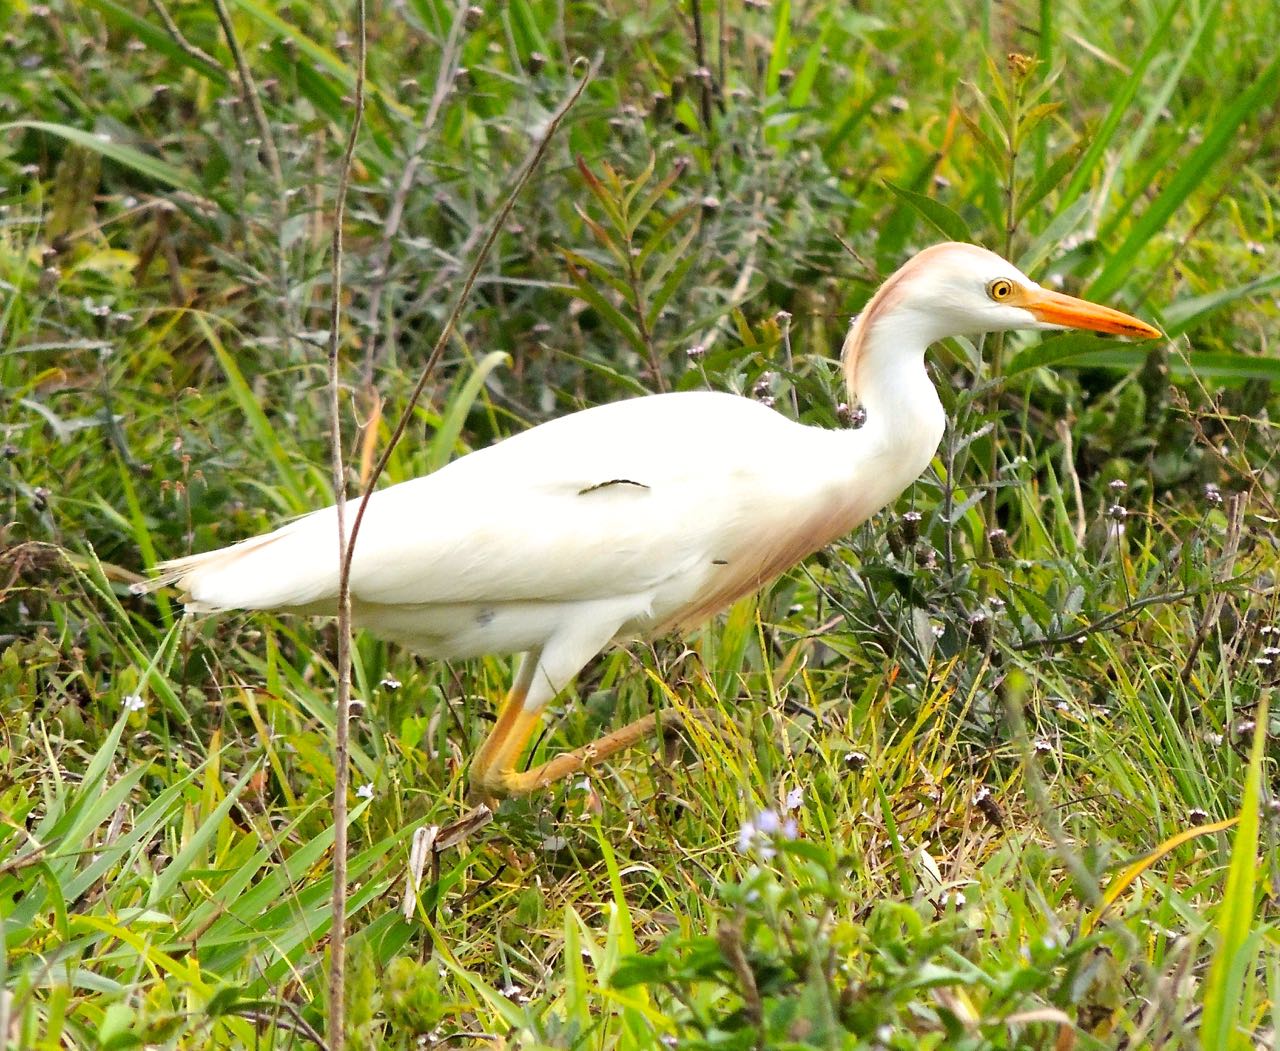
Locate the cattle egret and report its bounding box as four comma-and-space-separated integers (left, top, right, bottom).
135, 243, 1161, 803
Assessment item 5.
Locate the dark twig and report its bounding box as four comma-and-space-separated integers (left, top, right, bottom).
326, 0, 367, 1045
147, 0, 222, 74
717, 0, 727, 106
0, 845, 45, 877
689, 0, 714, 124
235, 1003, 328, 1048
1010, 587, 1205, 652
716, 921, 763, 1029
323, 60, 589, 1029
209, 0, 285, 192
342, 62, 596, 573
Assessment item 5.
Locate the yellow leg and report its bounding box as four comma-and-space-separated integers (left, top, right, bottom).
466, 684, 541, 805
467, 689, 707, 804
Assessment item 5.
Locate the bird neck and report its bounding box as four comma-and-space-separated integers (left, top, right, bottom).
839, 302, 945, 443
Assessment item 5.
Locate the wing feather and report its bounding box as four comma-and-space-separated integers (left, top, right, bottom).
139, 392, 822, 613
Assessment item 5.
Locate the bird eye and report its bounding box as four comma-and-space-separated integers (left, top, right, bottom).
987, 278, 1014, 301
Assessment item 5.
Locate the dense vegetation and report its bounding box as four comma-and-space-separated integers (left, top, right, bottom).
2, 0, 1279, 1047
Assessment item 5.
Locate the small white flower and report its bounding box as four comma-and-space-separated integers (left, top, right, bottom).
379, 676, 401, 690
356, 783, 374, 800
754, 808, 781, 835
122, 693, 145, 713
784, 786, 804, 811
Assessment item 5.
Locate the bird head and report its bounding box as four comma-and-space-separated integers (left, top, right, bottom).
873, 242, 1163, 344
840, 243, 1162, 401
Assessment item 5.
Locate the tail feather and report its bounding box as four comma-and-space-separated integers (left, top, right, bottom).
130, 528, 323, 612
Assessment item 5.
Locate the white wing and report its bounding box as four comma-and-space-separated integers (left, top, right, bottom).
142, 392, 834, 613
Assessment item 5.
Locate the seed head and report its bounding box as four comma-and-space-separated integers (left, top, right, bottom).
843, 750, 868, 771
899, 510, 922, 545
988, 528, 1013, 560
967, 611, 992, 648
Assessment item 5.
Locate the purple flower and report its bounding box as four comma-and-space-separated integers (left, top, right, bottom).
737, 808, 798, 859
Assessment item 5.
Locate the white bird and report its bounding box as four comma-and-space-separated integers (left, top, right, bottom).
135, 243, 1160, 803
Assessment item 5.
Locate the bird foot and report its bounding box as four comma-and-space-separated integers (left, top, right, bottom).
467, 705, 725, 801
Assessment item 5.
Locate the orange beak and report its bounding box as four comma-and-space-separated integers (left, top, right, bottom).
1013, 287, 1162, 340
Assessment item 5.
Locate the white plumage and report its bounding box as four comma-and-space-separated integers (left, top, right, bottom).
136, 243, 1160, 801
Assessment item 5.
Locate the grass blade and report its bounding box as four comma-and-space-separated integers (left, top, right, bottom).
1056, 0, 1183, 210
192, 313, 311, 513
427, 350, 510, 471
1163, 273, 1280, 336
1200, 698, 1268, 1048
1089, 54, 1280, 300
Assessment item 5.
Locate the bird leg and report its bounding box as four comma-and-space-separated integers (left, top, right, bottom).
466, 688, 707, 805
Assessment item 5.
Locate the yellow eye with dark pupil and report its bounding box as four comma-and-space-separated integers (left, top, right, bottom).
988, 279, 1014, 301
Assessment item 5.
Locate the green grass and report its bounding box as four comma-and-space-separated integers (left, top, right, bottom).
2, 0, 1279, 1047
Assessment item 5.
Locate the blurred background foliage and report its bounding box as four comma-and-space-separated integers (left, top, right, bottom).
1, 0, 1279, 1047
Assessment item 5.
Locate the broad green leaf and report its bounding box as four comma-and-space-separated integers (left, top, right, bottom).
1009, 335, 1280, 382
765, 0, 792, 98
1164, 273, 1280, 336
0, 121, 200, 192
1017, 141, 1082, 221
786, 9, 835, 113
882, 180, 973, 243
